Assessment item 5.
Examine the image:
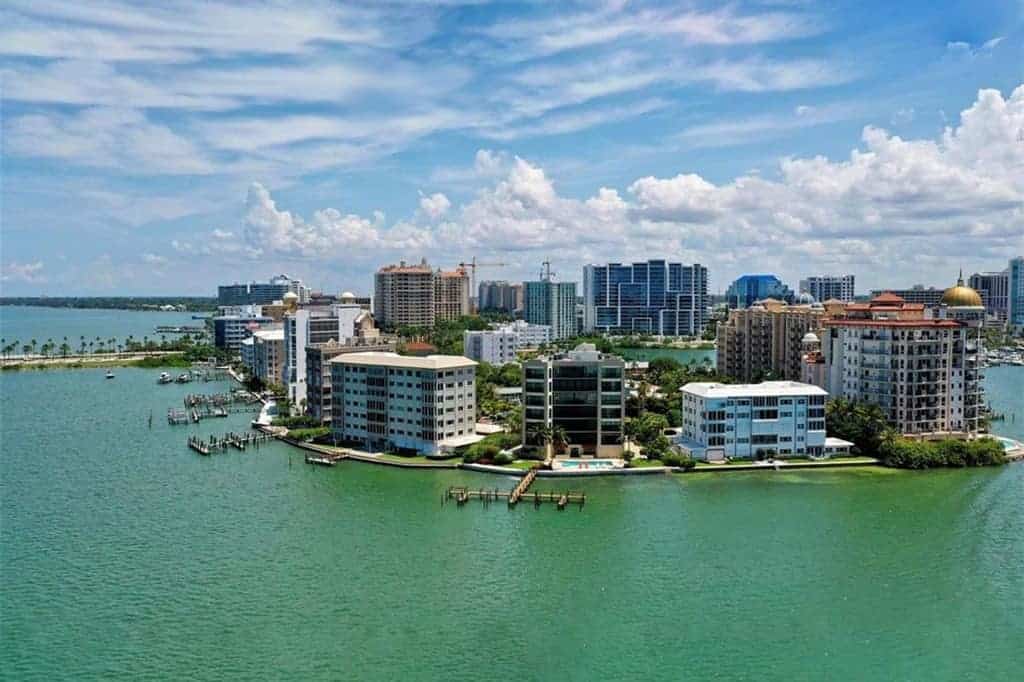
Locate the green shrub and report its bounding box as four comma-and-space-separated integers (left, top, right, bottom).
879, 437, 1005, 469
661, 452, 696, 470
273, 415, 320, 428
492, 452, 514, 466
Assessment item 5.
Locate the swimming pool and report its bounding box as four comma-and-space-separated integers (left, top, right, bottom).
552, 458, 622, 470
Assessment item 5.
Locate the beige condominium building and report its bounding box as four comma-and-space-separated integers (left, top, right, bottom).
330, 353, 478, 455
374, 259, 470, 329
716, 299, 835, 382
821, 280, 985, 437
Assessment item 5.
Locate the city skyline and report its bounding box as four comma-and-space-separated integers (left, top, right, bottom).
1, 1, 1022, 296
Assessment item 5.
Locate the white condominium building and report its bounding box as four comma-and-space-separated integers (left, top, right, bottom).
330, 353, 478, 455
462, 320, 553, 365
284, 304, 377, 409
463, 328, 517, 366
679, 381, 829, 461
799, 275, 856, 303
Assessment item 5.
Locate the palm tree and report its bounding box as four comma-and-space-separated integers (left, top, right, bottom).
62, 337, 69, 357
621, 417, 639, 458
551, 425, 569, 457
79, 336, 86, 354
528, 424, 553, 459
30, 339, 38, 357
22, 344, 32, 357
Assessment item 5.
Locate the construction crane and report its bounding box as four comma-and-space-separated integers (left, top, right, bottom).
458, 256, 506, 292
539, 260, 556, 281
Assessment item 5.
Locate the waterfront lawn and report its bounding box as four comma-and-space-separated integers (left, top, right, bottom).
508, 460, 540, 471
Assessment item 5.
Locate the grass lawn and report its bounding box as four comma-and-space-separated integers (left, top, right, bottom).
508, 460, 541, 470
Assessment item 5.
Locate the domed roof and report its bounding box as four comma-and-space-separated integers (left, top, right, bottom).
802, 332, 820, 344
282, 291, 299, 301
340, 291, 356, 299
941, 273, 982, 307
796, 292, 815, 304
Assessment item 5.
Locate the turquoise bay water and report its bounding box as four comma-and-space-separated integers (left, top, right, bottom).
2, 309, 1023, 680
0, 305, 200, 351
617, 345, 717, 367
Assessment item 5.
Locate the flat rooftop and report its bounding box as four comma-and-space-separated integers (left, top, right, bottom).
682, 381, 827, 398
330, 352, 476, 370
251, 328, 284, 341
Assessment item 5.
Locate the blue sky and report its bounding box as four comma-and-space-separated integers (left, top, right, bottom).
1, 0, 1022, 296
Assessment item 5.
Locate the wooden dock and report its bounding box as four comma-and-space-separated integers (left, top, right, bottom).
509, 468, 538, 506
305, 452, 347, 466
167, 408, 189, 425
184, 391, 260, 408
444, 482, 586, 510
186, 431, 275, 454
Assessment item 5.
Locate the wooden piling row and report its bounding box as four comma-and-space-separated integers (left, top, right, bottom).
443, 481, 587, 511
186, 431, 274, 455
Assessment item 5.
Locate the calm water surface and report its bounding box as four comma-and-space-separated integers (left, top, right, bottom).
0, 306, 200, 350
1, 309, 1022, 680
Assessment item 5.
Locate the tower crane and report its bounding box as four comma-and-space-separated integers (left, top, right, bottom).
458, 256, 506, 292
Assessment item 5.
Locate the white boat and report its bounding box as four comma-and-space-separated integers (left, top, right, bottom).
105, 371, 115, 379
157, 372, 173, 384
175, 373, 192, 383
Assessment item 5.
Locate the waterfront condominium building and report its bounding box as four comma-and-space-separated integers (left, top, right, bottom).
523, 279, 577, 341
218, 274, 309, 306
373, 259, 470, 329
821, 283, 985, 437
284, 304, 381, 409
521, 344, 625, 459
968, 269, 1009, 322
251, 328, 285, 385
678, 381, 830, 461
582, 260, 709, 337
868, 285, 945, 308
799, 275, 856, 303
462, 320, 552, 366
716, 300, 830, 382
305, 337, 398, 425
1008, 256, 1024, 331
212, 313, 275, 352
725, 274, 794, 308
477, 281, 520, 313
330, 353, 478, 455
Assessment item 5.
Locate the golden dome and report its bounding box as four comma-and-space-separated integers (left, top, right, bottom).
941, 273, 983, 307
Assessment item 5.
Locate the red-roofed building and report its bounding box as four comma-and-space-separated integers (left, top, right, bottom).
819, 282, 985, 437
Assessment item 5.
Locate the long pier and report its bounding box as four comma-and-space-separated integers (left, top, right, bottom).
154, 325, 206, 334
187, 431, 275, 455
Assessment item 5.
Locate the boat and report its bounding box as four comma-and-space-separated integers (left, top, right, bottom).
105, 371, 115, 379
158, 372, 173, 384
175, 373, 192, 384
